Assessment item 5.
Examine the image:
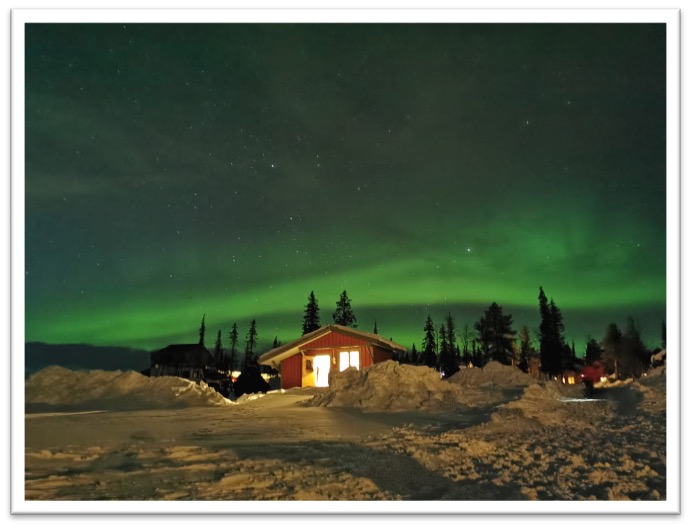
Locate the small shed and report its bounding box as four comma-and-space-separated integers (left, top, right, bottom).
258, 324, 407, 389
150, 343, 214, 381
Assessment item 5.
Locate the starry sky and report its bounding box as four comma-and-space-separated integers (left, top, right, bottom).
24, 23, 667, 355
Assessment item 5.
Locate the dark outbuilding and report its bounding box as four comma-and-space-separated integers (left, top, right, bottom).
150, 343, 214, 381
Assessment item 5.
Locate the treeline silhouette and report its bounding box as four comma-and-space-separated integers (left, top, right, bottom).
195, 287, 663, 396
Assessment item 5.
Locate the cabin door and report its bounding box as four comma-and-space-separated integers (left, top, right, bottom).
313, 355, 331, 387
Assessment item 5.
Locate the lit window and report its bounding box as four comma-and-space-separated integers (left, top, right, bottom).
339, 350, 360, 371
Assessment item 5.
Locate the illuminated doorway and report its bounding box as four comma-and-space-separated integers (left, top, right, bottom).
313, 355, 331, 387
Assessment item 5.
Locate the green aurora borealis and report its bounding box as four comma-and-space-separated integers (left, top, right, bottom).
24, 23, 667, 355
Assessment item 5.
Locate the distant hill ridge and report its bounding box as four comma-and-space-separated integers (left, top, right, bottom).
25, 342, 151, 378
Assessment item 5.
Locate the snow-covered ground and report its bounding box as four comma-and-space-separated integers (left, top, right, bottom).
24, 361, 666, 501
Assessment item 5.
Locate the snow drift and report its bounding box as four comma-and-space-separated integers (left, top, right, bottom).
308, 360, 539, 412
23, 364, 667, 501
308, 361, 464, 411
25, 366, 233, 411
448, 361, 536, 387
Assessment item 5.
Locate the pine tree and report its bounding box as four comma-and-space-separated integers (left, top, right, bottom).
244, 319, 258, 370
410, 343, 418, 364
518, 325, 532, 373
421, 315, 437, 368
445, 313, 457, 349
538, 287, 566, 377
333, 290, 357, 327
373, 320, 379, 334
228, 323, 239, 372
214, 330, 223, 368
474, 315, 491, 367
475, 302, 516, 365
199, 314, 206, 347
438, 313, 459, 377
302, 291, 321, 335
602, 322, 623, 377
272, 336, 281, 348
471, 340, 484, 368
622, 316, 647, 377
438, 324, 448, 371
460, 324, 473, 366
584, 336, 602, 364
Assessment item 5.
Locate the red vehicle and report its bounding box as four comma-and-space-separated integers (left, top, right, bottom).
580, 362, 605, 398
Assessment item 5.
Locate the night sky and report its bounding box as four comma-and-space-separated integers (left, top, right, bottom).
24, 23, 667, 355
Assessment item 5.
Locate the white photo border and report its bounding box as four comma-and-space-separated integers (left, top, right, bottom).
10, 6, 681, 515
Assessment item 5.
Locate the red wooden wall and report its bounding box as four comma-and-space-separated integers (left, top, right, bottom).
373, 346, 393, 364
278, 331, 395, 389
306, 332, 370, 349
280, 354, 302, 389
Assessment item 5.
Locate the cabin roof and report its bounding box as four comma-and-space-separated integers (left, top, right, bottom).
258, 324, 406, 366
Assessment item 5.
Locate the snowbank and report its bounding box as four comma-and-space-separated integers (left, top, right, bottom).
308, 361, 542, 412
25, 366, 234, 411
448, 361, 536, 387
24, 364, 667, 501
308, 361, 464, 411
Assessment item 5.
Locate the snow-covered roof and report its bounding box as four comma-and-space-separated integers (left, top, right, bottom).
258, 324, 406, 367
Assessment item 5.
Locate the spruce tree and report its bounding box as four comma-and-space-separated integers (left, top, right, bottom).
584, 336, 602, 364
438, 313, 459, 377
474, 315, 491, 367
602, 322, 623, 377
460, 324, 473, 366
333, 290, 357, 327
421, 315, 437, 368
538, 287, 565, 377
445, 313, 457, 349
410, 343, 418, 364
199, 314, 206, 347
214, 330, 223, 368
228, 323, 239, 372
475, 302, 516, 365
373, 320, 379, 334
244, 319, 258, 370
518, 325, 532, 373
471, 340, 483, 367
272, 336, 281, 348
302, 291, 321, 335
623, 316, 647, 377
438, 324, 448, 370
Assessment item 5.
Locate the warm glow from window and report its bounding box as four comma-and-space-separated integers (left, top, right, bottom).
339, 350, 359, 371
567, 376, 576, 385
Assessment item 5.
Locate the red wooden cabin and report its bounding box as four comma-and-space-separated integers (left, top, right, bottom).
258, 325, 407, 389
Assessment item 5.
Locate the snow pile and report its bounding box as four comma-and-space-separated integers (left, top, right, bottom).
651, 348, 666, 365
234, 389, 287, 404
498, 380, 615, 426
25, 366, 234, 411
448, 361, 536, 387
308, 361, 464, 411
636, 374, 666, 414
647, 365, 666, 378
